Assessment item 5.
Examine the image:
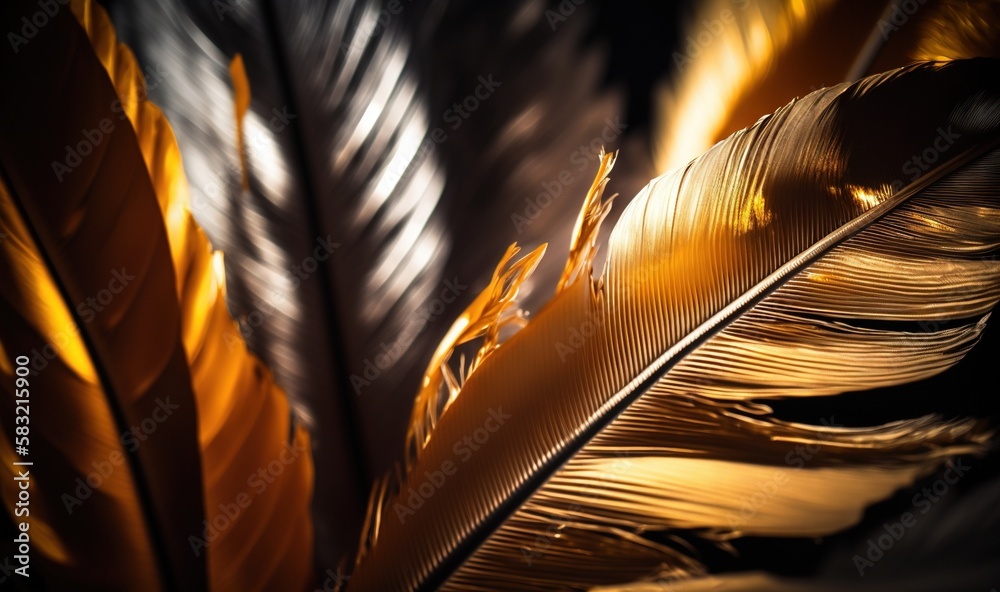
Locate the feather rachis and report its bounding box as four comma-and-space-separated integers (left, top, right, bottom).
350, 59, 1000, 591
0, 2, 315, 588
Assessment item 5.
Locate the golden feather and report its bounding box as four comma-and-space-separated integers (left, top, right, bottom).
0, 1, 311, 589
3, 1, 1000, 589
348, 58, 1000, 591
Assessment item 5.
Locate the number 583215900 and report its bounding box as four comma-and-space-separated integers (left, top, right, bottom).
14, 355, 30, 456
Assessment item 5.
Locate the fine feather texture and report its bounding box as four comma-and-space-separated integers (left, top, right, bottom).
106, 0, 638, 567
104, 0, 377, 563
0, 1, 312, 589
593, 470, 1000, 591
406, 242, 547, 468
348, 59, 1000, 591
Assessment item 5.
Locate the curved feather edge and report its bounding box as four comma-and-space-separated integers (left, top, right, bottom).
0, 178, 167, 588
405, 148, 619, 470
656, 0, 1000, 177
406, 242, 547, 468
654, 0, 833, 173
0, 2, 205, 586
68, 1, 315, 589
592, 469, 1000, 591
348, 59, 1000, 591
0, 1, 313, 589
557, 150, 618, 296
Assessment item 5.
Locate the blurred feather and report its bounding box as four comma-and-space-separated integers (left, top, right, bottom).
655, 0, 834, 172
403, 0, 645, 315
653, 0, 996, 173
348, 59, 1000, 590
103, 0, 636, 569
103, 0, 374, 567
915, 0, 1000, 61
0, 1, 311, 589
654, 0, 1000, 174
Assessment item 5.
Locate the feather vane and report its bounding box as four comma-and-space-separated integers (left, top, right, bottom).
0, 2, 313, 589
348, 58, 1000, 591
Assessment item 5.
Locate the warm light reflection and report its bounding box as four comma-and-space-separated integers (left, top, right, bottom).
847, 184, 889, 209
211, 251, 227, 294
656, 0, 830, 173
735, 189, 773, 232
0, 182, 97, 383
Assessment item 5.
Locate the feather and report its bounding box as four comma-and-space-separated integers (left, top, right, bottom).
653, 0, 1000, 174
594, 469, 1000, 591
402, 0, 644, 316
347, 58, 1000, 591
914, 0, 1000, 61
0, 1, 311, 589
406, 242, 547, 468
557, 151, 618, 295
655, 0, 835, 172
103, 0, 635, 567
102, 0, 376, 564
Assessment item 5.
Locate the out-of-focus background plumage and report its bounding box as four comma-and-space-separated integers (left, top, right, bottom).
27, 0, 999, 587
97, 0, 670, 571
